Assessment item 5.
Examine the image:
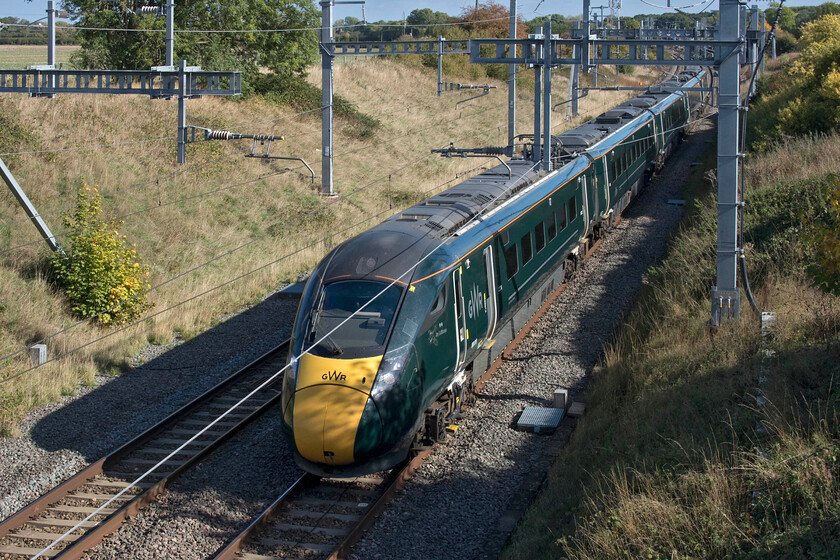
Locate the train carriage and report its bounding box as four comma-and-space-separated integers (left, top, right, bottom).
282, 69, 709, 476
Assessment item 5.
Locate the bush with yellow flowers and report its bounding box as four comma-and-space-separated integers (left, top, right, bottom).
51, 184, 153, 326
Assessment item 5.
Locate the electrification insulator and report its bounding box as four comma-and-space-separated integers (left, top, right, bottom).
138, 6, 160, 14
482, 147, 510, 156
208, 130, 234, 140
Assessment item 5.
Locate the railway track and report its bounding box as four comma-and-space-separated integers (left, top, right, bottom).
208, 225, 615, 560
0, 340, 291, 560
212, 451, 431, 560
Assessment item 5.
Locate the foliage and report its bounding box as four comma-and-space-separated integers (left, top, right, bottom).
809, 177, 840, 295
405, 8, 452, 38
62, 0, 319, 77
749, 14, 840, 148
51, 185, 152, 326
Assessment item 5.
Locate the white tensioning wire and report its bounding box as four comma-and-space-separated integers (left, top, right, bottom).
29, 155, 540, 559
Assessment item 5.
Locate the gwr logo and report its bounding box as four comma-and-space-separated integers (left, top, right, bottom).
322, 370, 346, 382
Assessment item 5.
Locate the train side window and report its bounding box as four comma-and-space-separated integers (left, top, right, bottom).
521, 232, 533, 265
558, 204, 568, 230
535, 222, 545, 253
568, 195, 577, 222
547, 212, 557, 241
430, 285, 446, 316
504, 244, 518, 279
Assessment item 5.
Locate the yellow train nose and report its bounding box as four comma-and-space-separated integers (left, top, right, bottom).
292, 354, 383, 466
293, 384, 370, 465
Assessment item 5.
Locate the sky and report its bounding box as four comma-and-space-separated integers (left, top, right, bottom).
0, 0, 827, 24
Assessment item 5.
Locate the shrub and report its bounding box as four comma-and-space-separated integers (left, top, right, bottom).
51, 185, 153, 326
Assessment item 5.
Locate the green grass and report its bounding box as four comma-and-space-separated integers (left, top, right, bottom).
0, 45, 79, 69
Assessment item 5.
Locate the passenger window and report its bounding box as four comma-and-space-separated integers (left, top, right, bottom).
521, 232, 533, 265
535, 223, 545, 253
568, 195, 577, 222
558, 204, 568, 230
547, 212, 557, 241
504, 244, 518, 279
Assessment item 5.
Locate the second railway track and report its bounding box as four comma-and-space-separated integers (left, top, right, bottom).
0, 340, 291, 559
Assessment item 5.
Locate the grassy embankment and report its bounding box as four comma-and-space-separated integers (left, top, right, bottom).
503, 54, 840, 558
0, 56, 656, 435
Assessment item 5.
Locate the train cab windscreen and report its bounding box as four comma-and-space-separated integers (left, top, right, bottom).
306, 281, 402, 358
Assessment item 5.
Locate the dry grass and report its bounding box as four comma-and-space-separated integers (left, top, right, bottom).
0, 45, 79, 69
0, 57, 658, 434
502, 132, 840, 560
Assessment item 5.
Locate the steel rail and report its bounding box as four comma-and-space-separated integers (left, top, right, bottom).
211, 450, 433, 560
0, 338, 291, 559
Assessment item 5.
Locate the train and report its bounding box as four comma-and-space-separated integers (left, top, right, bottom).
281, 67, 710, 476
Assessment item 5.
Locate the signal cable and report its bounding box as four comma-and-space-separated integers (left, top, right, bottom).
735, 0, 786, 319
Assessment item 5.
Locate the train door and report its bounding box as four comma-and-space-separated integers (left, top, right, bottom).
452, 268, 466, 371
482, 246, 498, 341
452, 256, 492, 367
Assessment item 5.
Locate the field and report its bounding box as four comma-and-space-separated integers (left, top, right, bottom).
0, 45, 79, 69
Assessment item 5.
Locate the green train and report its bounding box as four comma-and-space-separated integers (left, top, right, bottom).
281, 68, 710, 476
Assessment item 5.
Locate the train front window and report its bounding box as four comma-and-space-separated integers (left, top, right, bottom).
307, 281, 402, 358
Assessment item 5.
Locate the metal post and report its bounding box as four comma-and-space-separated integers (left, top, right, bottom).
542, 21, 552, 171
749, 5, 759, 97
1, 157, 62, 253
166, 0, 175, 68
321, 1, 335, 196
47, 1, 55, 67
46, 1, 56, 97
437, 35, 444, 96
508, 0, 517, 148
533, 27, 542, 165
711, 0, 743, 325
177, 59, 187, 164
759, 12, 766, 74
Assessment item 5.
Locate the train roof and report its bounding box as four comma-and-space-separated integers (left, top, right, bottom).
318, 160, 544, 286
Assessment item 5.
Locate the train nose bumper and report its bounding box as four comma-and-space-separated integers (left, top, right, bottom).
292, 354, 383, 466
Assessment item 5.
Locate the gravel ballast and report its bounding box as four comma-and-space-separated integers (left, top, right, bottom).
2, 117, 715, 560
0, 294, 299, 521
349, 118, 716, 560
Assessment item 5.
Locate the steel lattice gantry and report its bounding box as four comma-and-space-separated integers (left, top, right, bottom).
323, 0, 755, 326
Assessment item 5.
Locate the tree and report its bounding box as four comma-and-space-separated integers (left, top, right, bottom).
458, 1, 526, 39
62, 0, 319, 77
406, 8, 450, 37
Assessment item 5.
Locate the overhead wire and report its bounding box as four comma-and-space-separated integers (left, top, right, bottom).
27, 153, 540, 559
0, 95, 495, 256
0, 103, 509, 375
0, 142, 502, 384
